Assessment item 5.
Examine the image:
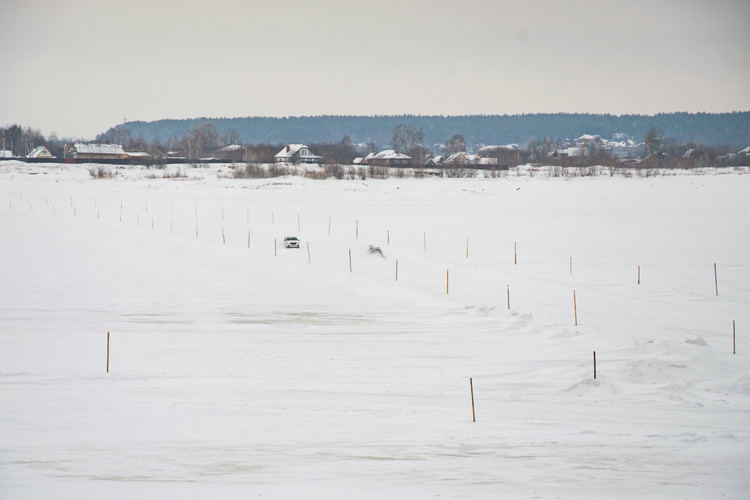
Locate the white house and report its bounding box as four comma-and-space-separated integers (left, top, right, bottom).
275, 144, 322, 164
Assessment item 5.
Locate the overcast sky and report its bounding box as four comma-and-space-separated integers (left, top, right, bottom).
2, 0, 749, 139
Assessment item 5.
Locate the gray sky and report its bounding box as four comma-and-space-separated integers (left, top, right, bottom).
2, 0, 749, 139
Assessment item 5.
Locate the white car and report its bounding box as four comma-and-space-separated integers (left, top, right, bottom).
283, 236, 300, 248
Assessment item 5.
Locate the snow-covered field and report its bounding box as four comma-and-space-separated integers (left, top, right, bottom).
1, 162, 748, 499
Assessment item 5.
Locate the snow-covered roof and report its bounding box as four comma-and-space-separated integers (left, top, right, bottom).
220, 144, 243, 152
125, 151, 151, 158
738, 146, 750, 154
72, 143, 126, 155
551, 147, 583, 157
477, 144, 519, 155
370, 150, 411, 160
276, 144, 311, 159
0, 150, 12, 158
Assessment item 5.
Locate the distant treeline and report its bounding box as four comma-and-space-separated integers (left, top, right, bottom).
98, 112, 750, 150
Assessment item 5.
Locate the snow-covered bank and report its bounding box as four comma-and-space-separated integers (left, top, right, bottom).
1, 164, 748, 499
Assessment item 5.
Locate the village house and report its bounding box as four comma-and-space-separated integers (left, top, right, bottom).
365, 150, 411, 167
274, 144, 322, 164
27, 146, 53, 158
64, 143, 126, 160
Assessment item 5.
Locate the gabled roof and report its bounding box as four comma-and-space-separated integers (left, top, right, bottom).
71, 143, 126, 155
27, 146, 51, 158
276, 144, 312, 159
370, 150, 411, 160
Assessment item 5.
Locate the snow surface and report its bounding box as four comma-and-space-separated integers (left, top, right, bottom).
1, 162, 749, 499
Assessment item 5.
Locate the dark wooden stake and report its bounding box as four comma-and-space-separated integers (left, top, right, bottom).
470, 378, 476, 422
106, 332, 110, 373
573, 290, 578, 326
593, 350, 596, 379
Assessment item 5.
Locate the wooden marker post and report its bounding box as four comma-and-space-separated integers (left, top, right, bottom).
507, 284, 510, 310
349, 249, 352, 272
387, 229, 390, 245
514, 242, 517, 265
638, 265, 641, 285
356, 219, 359, 240
106, 332, 110, 373
272, 212, 275, 227
395, 259, 399, 281
733, 320, 736, 354
466, 237, 469, 259
573, 290, 578, 326
470, 378, 476, 422
298, 213, 301, 231
274, 238, 277, 257
593, 351, 597, 379
446, 270, 450, 294
222, 227, 226, 245
247, 230, 251, 249
714, 263, 719, 296
307, 242, 311, 264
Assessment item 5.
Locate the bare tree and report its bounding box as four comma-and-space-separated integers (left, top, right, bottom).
445, 134, 466, 155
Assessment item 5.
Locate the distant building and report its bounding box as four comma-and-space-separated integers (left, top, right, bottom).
443, 152, 482, 166
64, 143, 126, 160
424, 155, 443, 166
27, 146, 53, 158
218, 144, 245, 162
0, 149, 13, 158
275, 144, 322, 164
124, 151, 152, 160
365, 150, 411, 167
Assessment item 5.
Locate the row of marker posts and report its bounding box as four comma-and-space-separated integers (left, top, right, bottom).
19, 196, 734, 400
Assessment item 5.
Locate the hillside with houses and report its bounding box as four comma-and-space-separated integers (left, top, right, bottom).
2, 113, 749, 171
